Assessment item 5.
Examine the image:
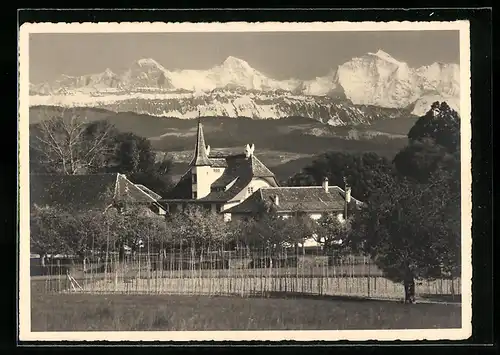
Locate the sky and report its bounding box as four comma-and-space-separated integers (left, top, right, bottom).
29, 31, 460, 84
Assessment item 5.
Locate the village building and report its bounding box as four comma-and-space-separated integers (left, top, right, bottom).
160, 119, 280, 216
225, 177, 363, 222
30, 172, 167, 273
225, 178, 364, 247
160, 119, 364, 248
30, 172, 166, 216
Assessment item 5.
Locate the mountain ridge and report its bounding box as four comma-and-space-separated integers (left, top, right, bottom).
30, 50, 460, 118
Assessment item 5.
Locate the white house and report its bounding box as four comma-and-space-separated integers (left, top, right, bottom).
224, 177, 364, 247
160, 119, 279, 215
159, 118, 364, 247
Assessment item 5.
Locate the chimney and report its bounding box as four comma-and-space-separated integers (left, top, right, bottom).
322, 177, 329, 192
344, 180, 351, 220
274, 194, 279, 206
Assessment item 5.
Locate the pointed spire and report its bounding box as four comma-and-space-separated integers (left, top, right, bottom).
190, 111, 212, 167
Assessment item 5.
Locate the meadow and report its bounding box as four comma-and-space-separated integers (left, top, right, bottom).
31, 291, 461, 332
30, 256, 462, 332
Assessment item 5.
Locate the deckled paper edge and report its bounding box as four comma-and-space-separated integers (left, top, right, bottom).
18, 20, 472, 342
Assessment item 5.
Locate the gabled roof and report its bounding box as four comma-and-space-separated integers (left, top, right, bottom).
134, 184, 163, 200
198, 154, 279, 202
165, 152, 279, 203
30, 173, 161, 212
30, 173, 118, 212
225, 186, 363, 214
189, 119, 212, 167
250, 155, 275, 177
210, 158, 228, 168
208, 148, 238, 158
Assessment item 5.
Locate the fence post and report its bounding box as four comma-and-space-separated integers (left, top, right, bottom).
367, 256, 371, 298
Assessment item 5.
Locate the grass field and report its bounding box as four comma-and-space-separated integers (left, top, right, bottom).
31, 293, 461, 331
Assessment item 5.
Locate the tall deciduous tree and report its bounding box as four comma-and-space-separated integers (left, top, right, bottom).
30, 109, 174, 197
407, 101, 460, 153
394, 101, 460, 183
349, 172, 461, 303
29, 108, 117, 175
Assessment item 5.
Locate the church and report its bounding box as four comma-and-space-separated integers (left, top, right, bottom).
160, 119, 363, 225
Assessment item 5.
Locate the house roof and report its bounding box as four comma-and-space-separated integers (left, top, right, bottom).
198, 154, 278, 202
164, 152, 279, 203
134, 184, 163, 201
210, 158, 228, 168
208, 148, 238, 159
30, 173, 161, 212
224, 186, 363, 214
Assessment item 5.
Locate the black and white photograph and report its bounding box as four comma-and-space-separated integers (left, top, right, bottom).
18, 21, 471, 341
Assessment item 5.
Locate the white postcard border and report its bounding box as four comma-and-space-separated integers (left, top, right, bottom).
18, 20, 472, 342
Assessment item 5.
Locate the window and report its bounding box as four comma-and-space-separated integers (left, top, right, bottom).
247, 186, 254, 194
216, 204, 222, 212
192, 192, 197, 199
213, 168, 221, 173
192, 174, 197, 184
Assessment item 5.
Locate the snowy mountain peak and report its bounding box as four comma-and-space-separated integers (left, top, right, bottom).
221, 56, 253, 71
374, 49, 393, 57
366, 49, 402, 65
135, 58, 164, 69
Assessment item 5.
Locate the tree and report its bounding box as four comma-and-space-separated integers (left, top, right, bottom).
393, 139, 454, 183
30, 110, 174, 197
407, 101, 460, 153
129, 160, 173, 198
109, 132, 173, 197
73, 210, 112, 259
316, 213, 353, 256
286, 152, 394, 201
30, 205, 80, 265
349, 172, 461, 303
29, 109, 117, 175
282, 206, 318, 253
394, 101, 461, 184
166, 205, 229, 252
114, 205, 168, 261
114, 133, 141, 173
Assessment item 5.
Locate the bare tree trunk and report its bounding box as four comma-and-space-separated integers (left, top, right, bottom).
404, 276, 416, 304
119, 243, 126, 262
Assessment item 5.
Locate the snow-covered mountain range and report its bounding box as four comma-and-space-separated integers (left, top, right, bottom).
30, 50, 460, 120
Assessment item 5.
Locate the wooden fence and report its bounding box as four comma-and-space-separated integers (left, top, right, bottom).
32, 247, 462, 302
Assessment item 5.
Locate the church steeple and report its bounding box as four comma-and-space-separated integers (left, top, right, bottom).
190, 112, 212, 167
